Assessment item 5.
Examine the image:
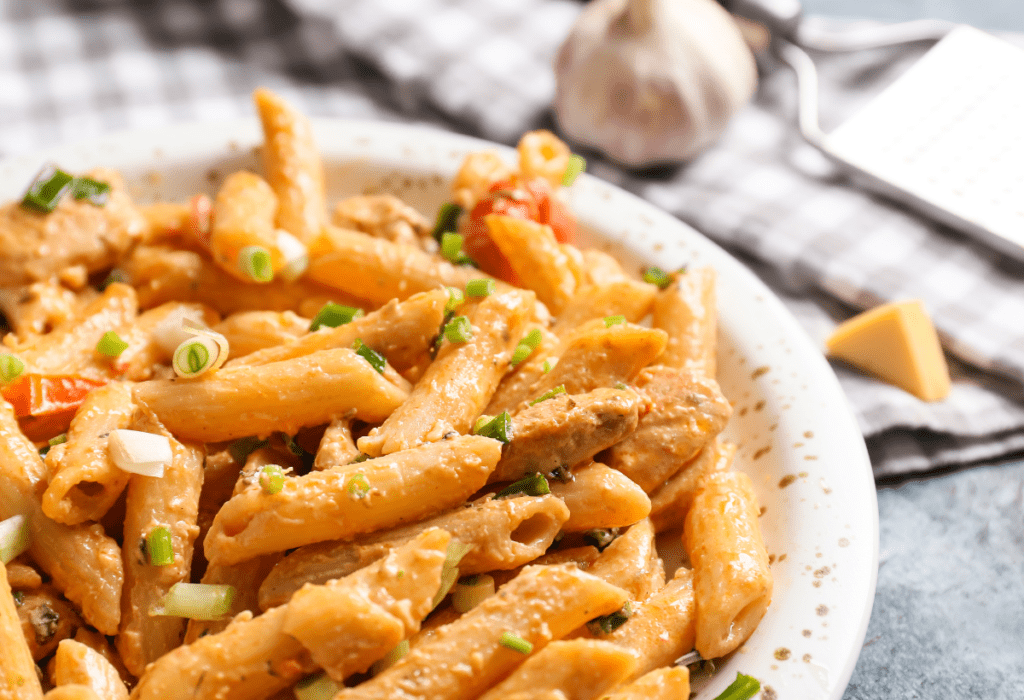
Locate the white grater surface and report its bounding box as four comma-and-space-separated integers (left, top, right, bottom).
824, 26, 1024, 255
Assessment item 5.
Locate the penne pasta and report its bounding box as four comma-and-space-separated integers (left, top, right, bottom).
208, 171, 282, 281
358, 289, 533, 456
604, 366, 731, 493
133, 347, 409, 442
253, 88, 328, 245
204, 435, 502, 565
0, 400, 123, 635
42, 686, 101, 700
603, 666, 690, 700
550, 280, 657, 336
116, 411, 205, 676
52, 639, 129, 700
684, 471, 772, 659
212, 310, 308, 358
486, 214, 577, 314
312, 414, 359, 471
651, 267, 717, 378
586, 519, 665, 602
1, 562, 43, 700
335, 564, 628, 700
184, 553, 282, 644
484, 326, 560, 415
491, 387, 642, 483
548, 462, 652, 533
258, 494, 568, 610
476, 639, 637, 700
649, 440, 737, 532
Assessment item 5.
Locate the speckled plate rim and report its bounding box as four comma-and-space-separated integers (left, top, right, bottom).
0, 118, 879, 700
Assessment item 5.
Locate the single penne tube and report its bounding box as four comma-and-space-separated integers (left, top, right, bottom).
0, 400, 123, 635
585, 519, 664, 602
1, 563, 43, 700
605, 568, 696, 680
52, 639, 128, 700
208, 171, 282, 281
484, 326, 560, 415
548, 462, 651, 533
227, 288, 448, 372
485, 214, 577, 314
124, 245, 368, 316
40, 382, 135, 526
116, 412, 205, 677
133, 347, 409, 442
476, 639, 637, 700
258, 494, 568, 610
491, 388, 641, 483
312, 415, 359, 470
684, 471, 772, 659
651, 267, 717, 378
550, 280, 657, 336
581, 249, 629, 285
204, 435, 502, 565
306, 225, 485, 305
335, 564, 629, 700
212, 310, 308, 359
602, 667, 690, 700
253, 88, 328, 245
358, 289, 533, 457
12, 283, 137, 380
649, 440, 737, 532
281, 529, 451, 680
132, 530, 450, 700
523, 324, 667, 406
517, 130, 573, 189
184, 554, 283, 644
604, 366, 731, 493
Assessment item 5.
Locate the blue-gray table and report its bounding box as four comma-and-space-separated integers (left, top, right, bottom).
801, 5, 1024, 698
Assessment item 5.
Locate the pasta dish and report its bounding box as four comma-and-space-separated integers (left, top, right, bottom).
0, 89, 771, 700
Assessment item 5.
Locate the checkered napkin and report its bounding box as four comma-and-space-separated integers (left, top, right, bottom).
3, 1, 1024, 477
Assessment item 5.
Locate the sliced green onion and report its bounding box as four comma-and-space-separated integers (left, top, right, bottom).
294, 672, 340, 700
0, 354, 25, 383
70, 177, 111, 206
614, 382, 628, 390
229, 436, 267, 464
712, 672, 761, 700
353, 339, 387, 374
452, 574, 495, 613
542, 359, 553, 374
172, 337, 220, 377
22, 165, 74, 213
309, 302, 364, 331
603, 315, 626, 328
561, 154, 586, 187
146, 527, 175, 566
275, 229, 309, 282
642, 266, 673, 289
465, 278, 495, 297
239, 246, 274, 282
510, 328, 543, 367
48, 434, 67, 447
586, 601, 633, 635
351, 453, 370, 464
530, 385, 566, 405
440, 232, 466, 262
432, 539, 473, 608
499, 632, 533, 655
101, 268, 130, 290
109, 429, 174, 478
583, 527, 621, 551
474, 411, 513, 444
445, 286, 465, 314
0, 514, 30, 564
96, 331, 129, 357
443, 316, 473, 343
495, 473, 550, 499
473, 415, 493, 433
347, 473, 371, 499
12, 591, 23, 606
260, 465, 285, 495
431, 202, 463, 242
150, 582, 235, 620
370, 639, 410, 675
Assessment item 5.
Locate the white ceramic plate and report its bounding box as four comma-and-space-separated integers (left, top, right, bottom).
0, 119, 879, 700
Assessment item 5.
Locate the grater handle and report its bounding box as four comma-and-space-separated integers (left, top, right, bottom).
773, 40, 826, 147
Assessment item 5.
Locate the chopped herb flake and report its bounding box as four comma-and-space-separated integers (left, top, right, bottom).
347, 473, 371, 499
353, 338, 386, 374
530, 385, 566, 405
21, 165, 74, 213
499, 632, 533, 655
474, 411, 513, 444
96, 331, 129, 357
259, 465, 285, 495
443, 315, 473, 343
495, 472, 550, 499
146, 527, 174, 566
70, 177, 111, 206
603, 315, 627, 328
587, 601, 633, 635
431, 202, 463, 242
0, 355, 25, 383
465, 278, 495, 297
712, 673, 761, 700
561, 154, 586, 187
309, 302, 364, 331
445, 286, 465, 314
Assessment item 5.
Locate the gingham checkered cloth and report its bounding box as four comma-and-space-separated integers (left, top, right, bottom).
3, 0, 1024, 477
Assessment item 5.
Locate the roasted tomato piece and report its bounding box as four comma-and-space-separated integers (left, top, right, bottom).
2, 374, 107, 441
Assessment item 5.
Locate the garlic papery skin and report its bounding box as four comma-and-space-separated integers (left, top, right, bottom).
554, 0, 758, 167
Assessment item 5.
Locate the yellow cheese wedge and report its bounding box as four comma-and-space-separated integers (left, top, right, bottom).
826, 299, 950, 401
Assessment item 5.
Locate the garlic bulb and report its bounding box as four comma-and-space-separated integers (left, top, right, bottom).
554, 0, 758, 166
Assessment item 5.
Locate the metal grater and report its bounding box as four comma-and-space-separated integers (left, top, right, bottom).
727, 1, 1024, 261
